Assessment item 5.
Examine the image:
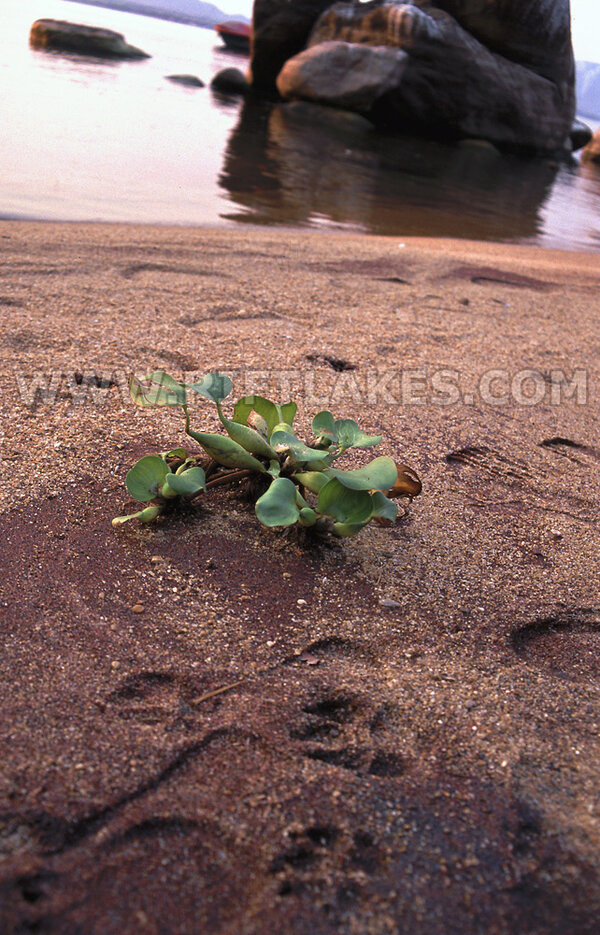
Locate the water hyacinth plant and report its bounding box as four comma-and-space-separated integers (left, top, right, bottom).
113, 371, 421, 537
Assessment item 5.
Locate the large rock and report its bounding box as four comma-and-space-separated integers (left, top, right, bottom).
250, 0, 332, 92
277, 41, 408, 112
29, 19, 150, 59
252, 0, 575, 152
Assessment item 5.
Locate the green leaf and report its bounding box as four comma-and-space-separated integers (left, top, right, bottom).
271, 430, 328, 465
270, 422, 294, 437
317, 478, 374, 524
293, 471, 330, 494
299, 507, 317, 527
163, 466, 206, 496
233, 396, 296, 436
280, 401, 297, 427
232, 397, 254, 425
305, 457, 335, 471
186, 372, 232, 404
248, 412, 269, 438
220, 415, 278, 460
370, 491, 399, 522
175, 458, 196, 474
267, 459, 281, 478
233, 396, 280, 435
330, 456, 397, 491
139, 505, 163, 523
312, 410, 336, 440
334, 419, 381, 450
126, 455, 170, 502
161, 447, 188, 461
255, 478, 300, 527
158, 478, 179, 499
332, 521, 368, 538
187, 429, 266, 473
112, 504, 163, 526
129, 372, 187, 407
295, 488, 309, 509
312, 411, 380, 450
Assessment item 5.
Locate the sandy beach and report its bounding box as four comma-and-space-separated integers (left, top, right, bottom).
1, 220, 599, 933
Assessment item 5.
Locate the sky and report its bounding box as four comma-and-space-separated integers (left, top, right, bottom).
218, 0, 599, 63
216, 0, 251, 16
570, 0, 600, 63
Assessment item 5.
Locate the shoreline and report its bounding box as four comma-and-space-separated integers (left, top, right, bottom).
2, 216, 600, 257
4, 214, 600, 257
3, 212, 600, 261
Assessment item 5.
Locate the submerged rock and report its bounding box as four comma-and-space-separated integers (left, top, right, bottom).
251, 0, 575, 152
166, 74, 205, 88
29, 19, 150, 59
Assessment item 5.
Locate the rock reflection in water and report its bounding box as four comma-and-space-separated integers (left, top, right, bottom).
219, 99, 560, 240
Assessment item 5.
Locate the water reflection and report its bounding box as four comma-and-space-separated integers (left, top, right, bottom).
29, 45, 123, 79
219, 99, 561, 241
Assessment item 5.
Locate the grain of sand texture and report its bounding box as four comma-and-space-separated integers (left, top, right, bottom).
0, 221, 599, 934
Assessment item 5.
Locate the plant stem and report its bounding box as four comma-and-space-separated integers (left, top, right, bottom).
205, 469, 252, 490
204, 458, 219, 479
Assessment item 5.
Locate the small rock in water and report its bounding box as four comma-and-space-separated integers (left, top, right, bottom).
210, 67, 249, 95
166, 74, 205, 88
379, 598, 401, 609
571, 119, 593, 153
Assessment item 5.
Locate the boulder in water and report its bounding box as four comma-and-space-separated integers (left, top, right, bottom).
251, 0, 576, 153
251, 0, 332, 92
29, 19, 150, 60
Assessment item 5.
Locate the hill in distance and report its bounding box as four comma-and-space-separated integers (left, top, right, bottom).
62, 0, 249, 29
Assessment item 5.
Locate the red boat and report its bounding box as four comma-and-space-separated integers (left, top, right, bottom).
215, 21, 251, 53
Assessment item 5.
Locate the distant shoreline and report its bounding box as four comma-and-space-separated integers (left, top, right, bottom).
61, 0, 249, 30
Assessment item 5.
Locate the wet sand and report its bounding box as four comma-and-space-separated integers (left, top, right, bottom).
1, 221, 599, 934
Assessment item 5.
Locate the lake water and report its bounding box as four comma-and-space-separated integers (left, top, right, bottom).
3, 0, 600, 251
